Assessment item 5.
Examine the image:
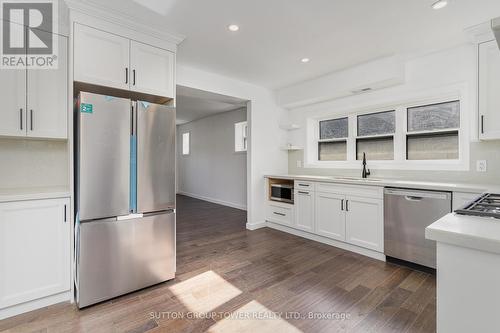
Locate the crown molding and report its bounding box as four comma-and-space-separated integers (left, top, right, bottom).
464, 21, 494, 44
64, 0, 185, 45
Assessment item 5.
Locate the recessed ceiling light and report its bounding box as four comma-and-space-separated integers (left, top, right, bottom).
432, 0, 448, 10
301, 58, 310, 63
228, 24, 239, 32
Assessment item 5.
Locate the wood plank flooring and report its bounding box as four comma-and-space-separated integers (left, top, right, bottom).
0, 195, 436, 333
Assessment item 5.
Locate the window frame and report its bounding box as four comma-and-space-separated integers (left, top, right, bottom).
235, 121, 248, 152
305, 89, 469, 171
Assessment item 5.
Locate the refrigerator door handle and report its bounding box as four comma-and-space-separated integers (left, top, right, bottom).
143, 209, 175, 218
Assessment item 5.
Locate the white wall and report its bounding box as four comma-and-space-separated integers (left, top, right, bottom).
177, 108, 247, 210
177, 65, 288, 228
285, 44, 500, 184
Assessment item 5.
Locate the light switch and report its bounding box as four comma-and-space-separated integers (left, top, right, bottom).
296, 160, 302, 168
476, 160, 487, 172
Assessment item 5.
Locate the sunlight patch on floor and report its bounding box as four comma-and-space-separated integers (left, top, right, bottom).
207, 300, 303, 333
169, 270, 242, 313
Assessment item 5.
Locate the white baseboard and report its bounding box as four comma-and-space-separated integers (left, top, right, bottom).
0, 291, 71, 320
246, 221, 266, 230
177, 191, 247, 211
265, 221, 386, 262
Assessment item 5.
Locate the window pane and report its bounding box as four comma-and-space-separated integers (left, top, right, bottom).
319, 117, 348, 139
408, 101, 460, 132
319, 141, 347, 161
407, 132, 458, 160
357, 111, 395, 136
356, 137, 394, 160
182, 132, 190, 155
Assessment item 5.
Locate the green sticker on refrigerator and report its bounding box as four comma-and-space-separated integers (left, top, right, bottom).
80, 103, 93, 114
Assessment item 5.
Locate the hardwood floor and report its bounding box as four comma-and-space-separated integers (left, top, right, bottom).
0, 195, 436, 333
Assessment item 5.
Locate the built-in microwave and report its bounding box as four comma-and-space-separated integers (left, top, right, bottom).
270, 184, 294, 204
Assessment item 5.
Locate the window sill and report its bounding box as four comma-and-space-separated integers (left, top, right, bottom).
304, 160, 470, 171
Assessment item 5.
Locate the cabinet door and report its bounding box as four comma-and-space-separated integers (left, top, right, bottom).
130, 40, 174, 98
27, 33, 67, 139
315, 192, 345, 241
74, 24, 130, 90
295, 190, 314, 232
345, 196, 383, 252
479, 40, 500, 140
0, 69, 26, 137
0, 198, 70, 309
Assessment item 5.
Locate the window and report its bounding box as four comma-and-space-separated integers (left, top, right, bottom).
318, 117, 348, 161
406, 101, 459, 160
356, 111, 395, 160
235, 121, 248, 152
309, 95, 466, 170
182, 132, 190, 155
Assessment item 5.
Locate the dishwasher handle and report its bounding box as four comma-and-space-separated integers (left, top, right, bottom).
384, 188, 450, 200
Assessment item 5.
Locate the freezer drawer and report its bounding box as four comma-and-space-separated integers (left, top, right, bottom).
384, 188, 451, 268
76, 211, 175, 308
136, 102, 176, 213
77, 92, 131, 220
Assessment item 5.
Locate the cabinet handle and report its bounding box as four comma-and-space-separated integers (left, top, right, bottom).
125, 68, 128, 84
133, 69, 136, 86
273, 212, 286, 216
30, 109, 33, 131
298, 191, 309, 195
341, 199, 344, 211
298, 184, 309, 187
481, 115, 484, 134
346, 200, 349, 212
19, 108, 23, 130
64, 204, 67, 222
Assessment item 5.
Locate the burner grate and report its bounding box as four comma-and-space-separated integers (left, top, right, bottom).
455, 193, 500, 219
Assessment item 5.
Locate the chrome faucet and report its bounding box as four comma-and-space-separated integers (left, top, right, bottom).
362, 152, 371, 178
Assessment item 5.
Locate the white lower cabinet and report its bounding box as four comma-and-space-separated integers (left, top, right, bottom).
266, 181, 384, 256
0, 198, 70, 311
345, 196, 383, 252
294, 189, 315, 232
315, 192, 345, 240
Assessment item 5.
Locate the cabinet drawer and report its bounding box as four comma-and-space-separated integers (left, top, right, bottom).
267, 203, 294, 226
295, 181, 315, 191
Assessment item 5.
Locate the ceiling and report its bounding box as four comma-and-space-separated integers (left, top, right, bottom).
176, 86, 247, 125
82, 0, 500, 89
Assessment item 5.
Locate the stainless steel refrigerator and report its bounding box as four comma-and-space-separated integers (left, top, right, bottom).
75, 92, 176, 308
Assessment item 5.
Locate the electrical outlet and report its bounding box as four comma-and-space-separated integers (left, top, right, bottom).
477, 160, 487, 172
296, 160, 302, 168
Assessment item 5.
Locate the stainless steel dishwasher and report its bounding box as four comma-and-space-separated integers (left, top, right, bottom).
384, 188, 452, 268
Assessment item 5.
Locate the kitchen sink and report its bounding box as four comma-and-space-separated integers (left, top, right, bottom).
333, 177, 382, 182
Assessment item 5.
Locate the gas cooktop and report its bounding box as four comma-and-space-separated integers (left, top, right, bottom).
455, 193, 500, 219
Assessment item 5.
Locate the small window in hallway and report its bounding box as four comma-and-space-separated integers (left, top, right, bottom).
235, 121, 248, 152
182, 132, 190, 155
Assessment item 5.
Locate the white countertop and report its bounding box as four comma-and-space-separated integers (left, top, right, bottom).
265, 174, 497, 193
426, 213, 500, 255
0, 187, 71, 203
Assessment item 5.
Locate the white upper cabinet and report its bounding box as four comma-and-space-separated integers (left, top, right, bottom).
294, 189, 314, 232
0, 33, 67, 140
345, 196, 383, 252
315, 192, 345, 241
130, 40, 175, 98
0, 198, 70, 309
27, 33, 68, 139
74, 24, 130, 90
0, 70, 26, 137
479, 40, 500, 140
74, 24, 175, 99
